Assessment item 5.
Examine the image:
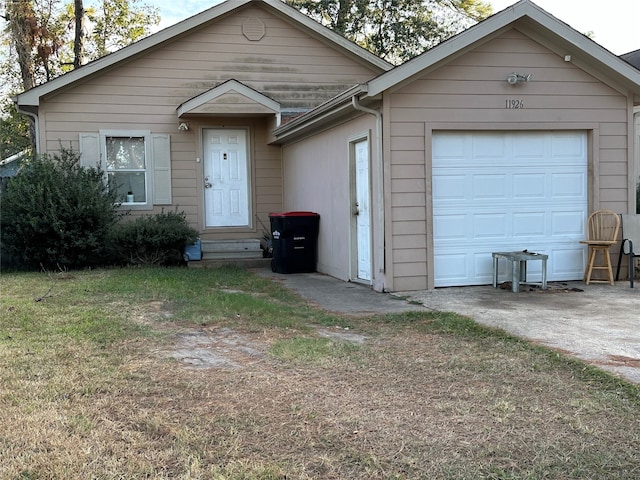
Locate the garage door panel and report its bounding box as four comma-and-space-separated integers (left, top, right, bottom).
551, 172, 586, 197
512, 173, 546, 199
433, 214, 469, 241
433, 174, 468, 200
432, 132, 467, 159
475, 251, 497, 283
513, 212, 545, 237
551, 210, 584, 236
433, 131, 587, 286
472, 135, 508, 159
551, 132, 586, 158
549, 247, 585, 277
473, 174, 508, 199
436, 208, 585, 239
512, 135, 546, 159
434, 253, 470, 283
474, 213, 508, 238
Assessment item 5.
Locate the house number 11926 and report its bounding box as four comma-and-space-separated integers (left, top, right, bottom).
505, 99, 524, 109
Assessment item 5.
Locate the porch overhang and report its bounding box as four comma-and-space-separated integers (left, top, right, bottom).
177, 79, 282, 123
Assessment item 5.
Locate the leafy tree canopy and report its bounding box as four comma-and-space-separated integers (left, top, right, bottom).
286, 0, 493, 63
0, 0, 159, 156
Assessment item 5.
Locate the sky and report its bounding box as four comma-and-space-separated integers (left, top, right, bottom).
489, 0, 640, 55
156, 0, 640, 56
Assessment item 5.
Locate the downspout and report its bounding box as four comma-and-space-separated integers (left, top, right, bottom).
15, 102, 41, 154
634, 110, 640, 213
352, 95, 385, 291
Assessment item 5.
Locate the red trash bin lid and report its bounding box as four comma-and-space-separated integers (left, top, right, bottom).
269, 211, 319, 217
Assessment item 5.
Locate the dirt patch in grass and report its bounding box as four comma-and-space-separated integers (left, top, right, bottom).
126, 317, 640, 479
2, 269, 640, 479
165, 327, 267, 369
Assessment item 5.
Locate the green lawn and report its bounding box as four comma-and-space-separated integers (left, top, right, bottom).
1, 266, 639, 479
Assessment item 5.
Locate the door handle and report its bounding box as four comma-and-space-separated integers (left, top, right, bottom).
353, 202, 360, 216
204, 182, 212, 189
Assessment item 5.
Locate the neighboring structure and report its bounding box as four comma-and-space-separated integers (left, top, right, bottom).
620, 48, 640, 216
14, 0, 640, 291
0, 150, 27, 194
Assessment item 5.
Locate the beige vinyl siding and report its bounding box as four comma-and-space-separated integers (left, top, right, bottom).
388, 121, 428, 291
386, 28, 632, 291
41, 5, 379, 125
39, 3, 381, 236
282, 115, 377, 283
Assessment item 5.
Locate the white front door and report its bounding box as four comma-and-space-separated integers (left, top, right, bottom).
353, 139, 372, 282
432, 131, 588, 287
203, 129, 250, 227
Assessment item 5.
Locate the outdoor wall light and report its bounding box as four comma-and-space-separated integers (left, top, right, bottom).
506, 73, 532, 85
178, 122, 190, 131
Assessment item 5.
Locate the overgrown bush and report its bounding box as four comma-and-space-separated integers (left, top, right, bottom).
0, 148, 121, 269
109, 210, 198, 266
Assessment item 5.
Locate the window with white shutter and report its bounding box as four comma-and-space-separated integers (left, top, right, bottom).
79, 131, 172, 209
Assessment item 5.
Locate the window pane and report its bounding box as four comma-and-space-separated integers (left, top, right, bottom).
108, 171, 146, 203
106, 137, 146, 170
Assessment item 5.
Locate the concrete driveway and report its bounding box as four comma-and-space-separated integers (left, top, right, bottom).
400, 281, 640, 384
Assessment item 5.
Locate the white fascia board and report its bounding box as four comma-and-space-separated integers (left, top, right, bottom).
177, 79, 281, 116
0, 150, 28, 166
366, 0, 640, 98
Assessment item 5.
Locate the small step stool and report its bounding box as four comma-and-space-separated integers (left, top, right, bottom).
492, 251, 548, 293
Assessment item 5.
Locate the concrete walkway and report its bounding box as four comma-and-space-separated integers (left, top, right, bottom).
259, 269, 640, 384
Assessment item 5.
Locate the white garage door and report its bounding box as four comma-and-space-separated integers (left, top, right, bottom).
432, 131, 587, 287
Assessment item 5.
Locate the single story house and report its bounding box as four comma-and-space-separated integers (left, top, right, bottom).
14, 0, 640, 291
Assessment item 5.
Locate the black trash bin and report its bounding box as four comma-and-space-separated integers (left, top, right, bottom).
269, 211, 320, 274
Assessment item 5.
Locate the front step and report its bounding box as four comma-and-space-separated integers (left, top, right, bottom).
201, 239, 262, 257
188, 257, 272, 269
187, 239, 270, 269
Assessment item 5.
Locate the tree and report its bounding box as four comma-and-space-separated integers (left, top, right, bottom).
88, 0, 159, 58
286, 0, 493, 63
73, 0, 85, 68
0, 0, 160, 155
0, 147, 122, 269
0, 99, 32, 159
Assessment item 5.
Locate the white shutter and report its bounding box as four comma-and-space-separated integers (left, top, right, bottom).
79, 133, 100, 168
152, 134, 172, 205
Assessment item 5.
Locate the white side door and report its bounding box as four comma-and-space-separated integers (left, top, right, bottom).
203, 129, 250, 227
353, 139, 372, 282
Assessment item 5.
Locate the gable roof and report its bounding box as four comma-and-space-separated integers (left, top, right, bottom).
274, 0, 640, 142
177, 79, 281, 118
621, 49, 640, 71
15, 0, 391, 109
366, 0, 640, 99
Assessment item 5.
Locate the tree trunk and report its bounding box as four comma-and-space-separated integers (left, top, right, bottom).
7, 1, 36, 91
7, 1, 37, 149
73, 0, 85, 69
334, 0, 351, 35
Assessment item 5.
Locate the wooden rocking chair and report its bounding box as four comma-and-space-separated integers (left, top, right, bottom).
580, 209, 620, 285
